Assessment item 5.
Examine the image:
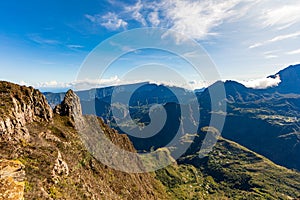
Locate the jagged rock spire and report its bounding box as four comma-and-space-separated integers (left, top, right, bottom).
54, 89, 82, 121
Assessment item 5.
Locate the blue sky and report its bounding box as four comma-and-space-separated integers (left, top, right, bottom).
0, 0, 300, 91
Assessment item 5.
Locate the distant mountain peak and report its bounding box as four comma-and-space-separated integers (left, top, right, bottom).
267, 63, 300, 94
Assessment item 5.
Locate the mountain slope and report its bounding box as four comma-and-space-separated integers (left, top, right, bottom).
197, 70, 300, 170
267, 64, 300, 94
0, 82, 168, 200
2, 81, 300, 199
44, 64, 300, 172
157, 137, 300, 200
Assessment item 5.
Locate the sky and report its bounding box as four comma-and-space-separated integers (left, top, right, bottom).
0, 0, 300, 91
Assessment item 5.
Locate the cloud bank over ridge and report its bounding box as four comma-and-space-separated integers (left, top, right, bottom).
239, 75, 281, 89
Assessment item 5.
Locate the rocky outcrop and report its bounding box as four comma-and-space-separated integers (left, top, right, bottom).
54, 89, 82, 121
0, 159, 25, 200
52, 151, 69, 184
0, 81, 53, 142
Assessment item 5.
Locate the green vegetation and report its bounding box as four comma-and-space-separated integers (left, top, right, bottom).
156, 138, 300, 200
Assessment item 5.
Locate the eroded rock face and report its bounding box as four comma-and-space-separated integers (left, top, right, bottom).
54, 89, 82, 121
0, 81, 53, 143
52, 151, 69, 184
0, 159, 25, 200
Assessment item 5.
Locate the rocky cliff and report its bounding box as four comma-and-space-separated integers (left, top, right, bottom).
0, 81, 168, 200
0, 81, 52, 143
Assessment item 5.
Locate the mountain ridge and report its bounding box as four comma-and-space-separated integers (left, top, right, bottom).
1, 81, 300, 199
44, 64, 300, 172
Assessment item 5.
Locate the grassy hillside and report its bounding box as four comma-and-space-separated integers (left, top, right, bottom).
157, 138, 300, 200
0, 115, 170, 200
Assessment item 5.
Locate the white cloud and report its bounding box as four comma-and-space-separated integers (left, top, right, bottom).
96, 0, 256, 40
28, 34, 60, 45
263, 51, 278, 59
31, 81, 63, 88
239, 75, 281, 89
125, 0, 147, 26
249, 31, 300, 48
147, 79, 208, 90
249, 43, 263, 49
101, 12, 128, 30
109, 41, 137, 52
19, 80, 28, 86
22, 76, 208, 91
270, 32, 300, 42
264, 55, 277, 59
22, 77, 121, 91
148, 11, 160, 26
286, 48, 300, 55
71, 77, 122, 90
260, 2, 300, 28
85, 14, 97, 23
67, 44, 84, 49
160, 0, 250, 40
183, 51, 199, 58
80, 0, 300, 82
85, 0, 300, 46
85, 13, 128, 30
